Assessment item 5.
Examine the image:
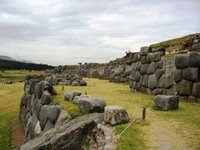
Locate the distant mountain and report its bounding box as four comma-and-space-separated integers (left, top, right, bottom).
0, 55, 16, 61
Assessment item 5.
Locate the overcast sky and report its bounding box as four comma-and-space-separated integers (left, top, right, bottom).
0, 0, 199, 65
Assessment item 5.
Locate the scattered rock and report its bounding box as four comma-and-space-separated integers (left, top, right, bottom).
153, 95, 179, 110
75, 95, 106, 113
64, 91, 82, 101
104, 105, 129, 125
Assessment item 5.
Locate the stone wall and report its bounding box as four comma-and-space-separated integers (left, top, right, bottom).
174, 51, 200, 102
129, 47, 176, 95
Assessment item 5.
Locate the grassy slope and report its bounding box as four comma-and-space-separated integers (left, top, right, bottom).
0, 70, 43, 150
54, 78, 200, 150
150, 33, 200, 54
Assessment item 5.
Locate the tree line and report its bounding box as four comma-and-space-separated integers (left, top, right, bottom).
0, 59, 54, 71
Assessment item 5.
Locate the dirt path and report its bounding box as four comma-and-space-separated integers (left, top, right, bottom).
141, 109, 200, 150
12, 118, 24, 150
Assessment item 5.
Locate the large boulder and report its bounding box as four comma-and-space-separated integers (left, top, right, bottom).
182, 67, 199, 81
173, 69, 182, 83
104, 105, 129, 125
175, 54, 189, 69
39, 105, 61, 130
189, 52, 200, 67
176, 80, 193, 96
192, 82, 200, 98
64, 91, 82, 101
75, 95, 106, 113
140, 64, 149, 75
158, 74, 174, 89
20, 113, 104, 150
153, 95, 179, 110
148, 74, 158, 90
140, 46, 150, 56
147, 62, 156, 75
41, 91, 52, 105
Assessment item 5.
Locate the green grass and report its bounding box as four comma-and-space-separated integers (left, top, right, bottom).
0, 70, 44, 83
0, 70, 43, 150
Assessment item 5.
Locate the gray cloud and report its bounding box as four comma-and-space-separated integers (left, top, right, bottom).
0, 0, 199, 65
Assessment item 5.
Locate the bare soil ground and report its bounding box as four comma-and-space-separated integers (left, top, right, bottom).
142, 109, 200, 150
12, 118, 24, 150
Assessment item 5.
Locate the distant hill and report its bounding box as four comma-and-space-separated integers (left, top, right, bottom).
0, 59, 54, 71
0, 55, 16, 61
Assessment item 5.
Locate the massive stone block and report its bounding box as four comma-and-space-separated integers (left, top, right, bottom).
142, 75, 149, 87
192, 82, 200, 98
153, 95, 179, 110
64, 91, 82, 101
176, 80, 193, 96
148, 74, 158, 90
173, 69, 182, 83
20, 113, 104, 150
140, 46, 149, 56
41, 91, 52, 105
182, 67, 198, 81
140, 64, 149, 75
147, 62, 156, 75
175, 54, 189, 69
158, 74, 174, 89
148, 52, 161, 62
75, 95, 106, 113
104, 105, 129, 125
189, 52, 200, 67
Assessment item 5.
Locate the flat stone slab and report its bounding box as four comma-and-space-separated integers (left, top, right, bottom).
104, 105, 129, 125
153, 95, 179, 110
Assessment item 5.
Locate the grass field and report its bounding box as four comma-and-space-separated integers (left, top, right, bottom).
54, 78, 200, 150
0, 70, 44, 150
0, 72, 200, 150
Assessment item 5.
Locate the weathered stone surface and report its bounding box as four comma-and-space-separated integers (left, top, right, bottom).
182, 67, 198, 81
192, 82, 200, 97
158, 74, 174, 89
142, 75, 149, 87
175, 54, 189, 69
34, 81, 56, 99
176, 80, 193, 96
140, 46, 149, 56
75, 95, 106, 113
173, 69, 182, 83
140, 64, 149, 75
153, 95, 179, 110
149, 52, 161, 62
55, 110, 71, 127
64, 91, 82, 101
136, 61, 142, 71
41, 91, 52, 105
141, 56, 151, 64
189, 52, 200, 67
39, 105, 61, 130
20, 113, 104, 150
147, 62, 156, 75
155, 69, 164, 80
156, 61, 163, 69
148, 74, 158, 90
192, 43, 200, 50
104, 105, 129, 125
